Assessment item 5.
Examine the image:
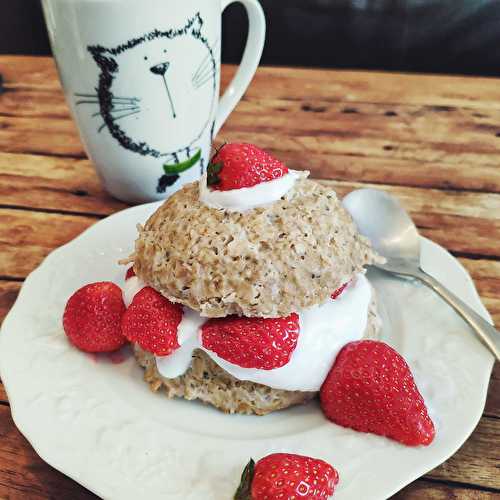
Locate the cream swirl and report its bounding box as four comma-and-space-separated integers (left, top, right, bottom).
198, 169, 307, 211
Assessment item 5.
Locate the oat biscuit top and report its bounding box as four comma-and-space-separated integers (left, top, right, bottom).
133, 177, 379, 318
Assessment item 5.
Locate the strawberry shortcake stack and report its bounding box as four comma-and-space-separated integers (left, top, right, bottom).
121, 143, 382, 415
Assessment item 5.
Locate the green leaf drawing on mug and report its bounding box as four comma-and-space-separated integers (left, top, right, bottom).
163, 148, 202, 174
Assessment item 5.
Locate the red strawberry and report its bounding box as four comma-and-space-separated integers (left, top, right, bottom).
234, 453, 339, 500
125, 266, 136, 280
63, 282, 126, 353
331, 282, 349, 300
207, 143, 289, 191
121, 287, 182, 356
320, 340, 435, 446
201, 314, 299, 370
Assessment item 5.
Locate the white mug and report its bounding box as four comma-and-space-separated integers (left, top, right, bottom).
42, 0, 265, 203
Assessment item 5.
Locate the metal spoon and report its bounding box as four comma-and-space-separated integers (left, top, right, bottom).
343, 188, 499, 360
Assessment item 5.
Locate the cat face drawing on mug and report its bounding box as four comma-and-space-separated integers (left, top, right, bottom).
76, 13, 218, 191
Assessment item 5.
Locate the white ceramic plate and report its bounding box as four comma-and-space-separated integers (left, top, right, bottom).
0, 202, 494, 500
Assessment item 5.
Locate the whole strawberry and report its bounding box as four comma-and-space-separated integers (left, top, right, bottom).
320, 340, 435, 446
207, 143, 289, 191
121, 287, 183, 356
201, 314, 299, 370
234, 453, 339, 500
63, 282, 126, 353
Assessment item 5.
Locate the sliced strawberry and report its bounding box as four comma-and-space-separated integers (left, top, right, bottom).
331, 282, 349, 300
234, 453, 339, 500
320, 340, 435, 446
201, 314, 299, 370
125, 266, 136, 280
63, 282, 126, 353
207, 143, 289, 191
121, 287, 183, 356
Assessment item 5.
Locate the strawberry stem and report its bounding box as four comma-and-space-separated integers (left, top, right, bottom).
234, 459, 255, 500
210, 141, 227, 162
206, 142, 227, 186
207, 161, 223, 186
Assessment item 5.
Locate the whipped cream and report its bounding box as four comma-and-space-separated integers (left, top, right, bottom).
199, 169, 307, 211
122, 276, 146, 307
155, 273, 372, 392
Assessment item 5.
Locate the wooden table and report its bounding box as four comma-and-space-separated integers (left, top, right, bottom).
0, 56, 498, 499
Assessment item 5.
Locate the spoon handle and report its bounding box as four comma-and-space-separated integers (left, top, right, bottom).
416, 269, 500, 360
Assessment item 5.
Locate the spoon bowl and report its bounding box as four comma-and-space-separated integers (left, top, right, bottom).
343, 188, 420, 267
343, 188, 499, 360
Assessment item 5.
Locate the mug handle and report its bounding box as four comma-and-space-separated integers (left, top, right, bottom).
214, 0, 266, 135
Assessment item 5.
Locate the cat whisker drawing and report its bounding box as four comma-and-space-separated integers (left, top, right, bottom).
75, 93, 141, 106
98, 109, 141, 133
150, 62, 176, 119
92, 105, 140, 117
192, 38, 219, 90
192, 71, 215, 90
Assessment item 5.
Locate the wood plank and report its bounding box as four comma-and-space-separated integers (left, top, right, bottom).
0, 405, 97, 499
0, 152, 127, 215
0, 114, 84, 157
425, 416, 500, 489
272, 149, 500, 194
461, 258, 500, 296
321, 180, 500, 257
2, 86, 500, 191
227, 65, 500, 112
6, 56, 500, 112
221, 100, 500, 170
0, 86, 70, 119
394, 480, 499, 499
0, 163, 499, 257
485, 363, 500, 419
0, 209, 98, 278
0, 279, 20, 402
0, 57, 60, 90
0, 281, 21, 325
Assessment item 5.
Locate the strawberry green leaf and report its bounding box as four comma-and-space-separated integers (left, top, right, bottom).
207, 161, 223, 186
234, 459, 254, 500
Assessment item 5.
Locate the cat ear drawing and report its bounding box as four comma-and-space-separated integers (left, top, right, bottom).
88, 46, 118, 74
189, 12, 203, 36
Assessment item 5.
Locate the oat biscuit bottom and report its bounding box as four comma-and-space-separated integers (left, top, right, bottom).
133, 178, 380, 318
134, 294, 380, 416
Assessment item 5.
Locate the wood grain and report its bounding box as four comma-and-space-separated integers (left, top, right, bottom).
0, 281, 20, 323
394, 480, 499, 499
2, 87, 500, 187
0, 152, 126, 215
0, 114, 84, 158
0, 405, 98, 499
0, 280, 20, 402
0, 209, 98, 278
2, 71, 500, 192
0, 57, 61, 90
6, 56, 500, 111
427, 417, 500, 490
